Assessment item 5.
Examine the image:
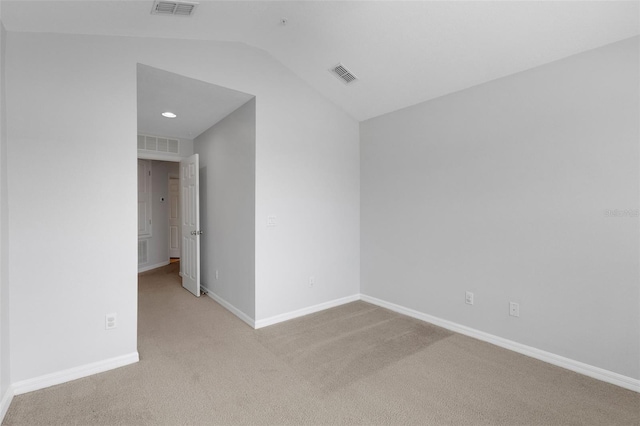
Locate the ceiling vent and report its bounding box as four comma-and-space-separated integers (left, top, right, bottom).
151, 1, 198, 16
330, 63, 358, 85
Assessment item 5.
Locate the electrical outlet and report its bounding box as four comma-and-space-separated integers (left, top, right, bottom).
465, 291, 474, 305
509, 302, 520, 317
309, 276, 316, 287
215, 270, 219, 280
105, 313, 117, 330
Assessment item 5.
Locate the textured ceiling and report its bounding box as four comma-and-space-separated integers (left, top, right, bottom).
3, 1, 639, 121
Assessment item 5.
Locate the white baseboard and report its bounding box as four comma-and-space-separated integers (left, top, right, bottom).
0, 386, 14, 423
201, 285, 255, 328
255, 294, 361, 329
138, 261, 170, 273
360, 294, 640, 393
11, 352, 139, 396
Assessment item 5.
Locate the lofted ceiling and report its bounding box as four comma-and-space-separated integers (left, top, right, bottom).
137, 64, 254, 140
2, 0, 639, 121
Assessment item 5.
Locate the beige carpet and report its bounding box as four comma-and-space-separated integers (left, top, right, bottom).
4, 263, 639, 425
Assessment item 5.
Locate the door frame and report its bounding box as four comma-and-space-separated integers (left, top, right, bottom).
137, 154, 182, 270
168, 174, 180, 259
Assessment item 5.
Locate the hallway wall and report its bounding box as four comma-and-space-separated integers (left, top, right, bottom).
196, 99, 256, 320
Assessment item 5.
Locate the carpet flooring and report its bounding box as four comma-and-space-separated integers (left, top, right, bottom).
3, 263, 639, 425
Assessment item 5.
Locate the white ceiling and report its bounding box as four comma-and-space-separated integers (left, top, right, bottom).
3, 1, 639, 121
137, 64, 254, 139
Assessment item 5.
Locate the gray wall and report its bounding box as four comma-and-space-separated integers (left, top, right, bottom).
6, 31, 358, 384
195, 99, 256, 319
360, 37, 639, 379
0, 18, 9, 403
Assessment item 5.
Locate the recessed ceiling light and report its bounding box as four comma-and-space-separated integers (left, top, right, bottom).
162, 112, 177, 118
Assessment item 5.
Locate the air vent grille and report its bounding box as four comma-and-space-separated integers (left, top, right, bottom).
151, 1, 198, 16
331, 63, 358, 85
138, 134, 180, 155
175, 3, 196, 15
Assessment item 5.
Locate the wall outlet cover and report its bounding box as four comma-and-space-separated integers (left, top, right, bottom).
105, 313, 117, 330
465, 291, 474, 305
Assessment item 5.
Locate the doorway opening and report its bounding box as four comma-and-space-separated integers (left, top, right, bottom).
136, 62, 256, 321
137, 159, 181, 274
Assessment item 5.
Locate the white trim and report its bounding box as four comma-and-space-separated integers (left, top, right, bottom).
0, 386, 14, 423
138, 260, 170, 273
137, 159, 153, 239
360, 294, 640, 393
201, 285, 255, 328
12, 352, 139, 396
255, 294, 361, 329
137, 152, 183, 162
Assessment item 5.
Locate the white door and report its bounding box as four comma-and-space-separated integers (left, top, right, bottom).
180, 154, 200, 297
138, 160, 152, 238
168, 177, 180, 259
